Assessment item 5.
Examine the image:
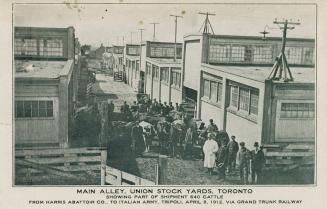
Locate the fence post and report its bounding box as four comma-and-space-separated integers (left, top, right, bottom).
116, 170, 122, 185
155, 164, 159, 185
158, 155, 168, 185
100, 150, 107, 185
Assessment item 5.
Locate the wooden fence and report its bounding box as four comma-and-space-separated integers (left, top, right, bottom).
15, 147, 159, 185
15, 147, 107, 184
102, 166, 156, 185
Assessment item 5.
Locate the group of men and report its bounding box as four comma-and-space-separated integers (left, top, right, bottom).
202, 122, 266, 184
111, 98, 266, 184
130, 117, 195, 159
146, 99, 184, 116
119, 99, 185, 122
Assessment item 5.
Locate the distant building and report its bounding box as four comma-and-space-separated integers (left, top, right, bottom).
112, 45, 125, 71
183, 33, 315, 147
140, 41, 183, 104
14, 26, 80, 147
125, 44, 141, 92
95, 44, 106, 60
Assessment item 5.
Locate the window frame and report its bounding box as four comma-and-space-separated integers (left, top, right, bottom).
15, 100, 54, 119
228, 81, 260, 118
280, 101, 315, 119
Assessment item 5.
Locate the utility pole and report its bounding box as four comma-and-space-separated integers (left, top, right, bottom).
268, 18, 300, 82
170, 15, 182, 62
138, 28, 145, 43
150, 22, 159, 41
198, 12, 216, 34
130, 32, 135, 44
138, 28, 145, 93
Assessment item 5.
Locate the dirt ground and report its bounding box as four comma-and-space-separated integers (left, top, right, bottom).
135, 153, 239, 185
134, 153, 314, 185
15, 169, 100, 185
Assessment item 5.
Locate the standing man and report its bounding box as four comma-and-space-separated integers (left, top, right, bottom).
216, 142, 228, 180
131, 101, 138, 113
203, 133, 218, 175
131, 121, 145, 156
238, 142, 251, 184
162, 102, 169, 116
206, 119, 218, 133
226, 136, 239, 174
183, 126, 197, 159
251, 142, 265, 184
120, 101, 130, 121
168, 102, 174, 112
169, 124, 181, 158
108, 100, 115, 114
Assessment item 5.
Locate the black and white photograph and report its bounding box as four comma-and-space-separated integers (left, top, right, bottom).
11, 2, 317, 187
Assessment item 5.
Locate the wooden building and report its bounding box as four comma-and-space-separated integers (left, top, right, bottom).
142, 41, 183, 104
14, 26, 80, 147
124, 44, 141, 91
183, 33, 315, 147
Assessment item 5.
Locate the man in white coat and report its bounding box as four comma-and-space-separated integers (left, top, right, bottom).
203, 133, 219, 175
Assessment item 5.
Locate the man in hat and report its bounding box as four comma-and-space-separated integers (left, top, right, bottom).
203, 133, 218, 175
216, 141, 228, 180
168, 102, 174, 112
251, 142, 265, 184
238, 142, 251, 184
162, 102, 170, 116
169, 123, 182, 158
183, 124, 198, 159
227, 136, 239, 174
131, 121, 145, 156
206, 119, 218, 133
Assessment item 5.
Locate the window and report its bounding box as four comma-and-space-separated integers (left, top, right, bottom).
128, 47, 140, 55
229, 83, 259, 116
208, 40, 314, 66
14, 38, 38, 56
136, 61, 139, 71
202, 78, 223, 104
132, 61, 135, 70
150, 46, 182, 58
253, 46, 272, 63
239, 87, 250, 111
280, 103, 315, 118
303, 47, 314, 64
230, 85, 239, 108
15, 100, 53, 118
209, 45, 230, 62
160, 68, 169, 83
231, 46, 245, 62
203, 79, 210, 98
176, 73, 181, 88
218, 83, 223, 102
39, 39, 63, 57
285, 47, 302, 65
210, 81, 218, 102
250, 90, 259, 115
171, 71, 181, 88
146, 62, 151, 75
153, 65, 159, 79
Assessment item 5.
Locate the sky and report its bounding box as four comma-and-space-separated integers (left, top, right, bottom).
14, 3, 316, 47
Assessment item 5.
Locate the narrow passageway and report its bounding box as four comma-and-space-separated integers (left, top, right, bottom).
91, 73, 138, 112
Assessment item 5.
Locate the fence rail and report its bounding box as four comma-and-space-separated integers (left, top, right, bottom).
103, 166, 156, 185
15, 147, 158, 185
15, 147, 107, 181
